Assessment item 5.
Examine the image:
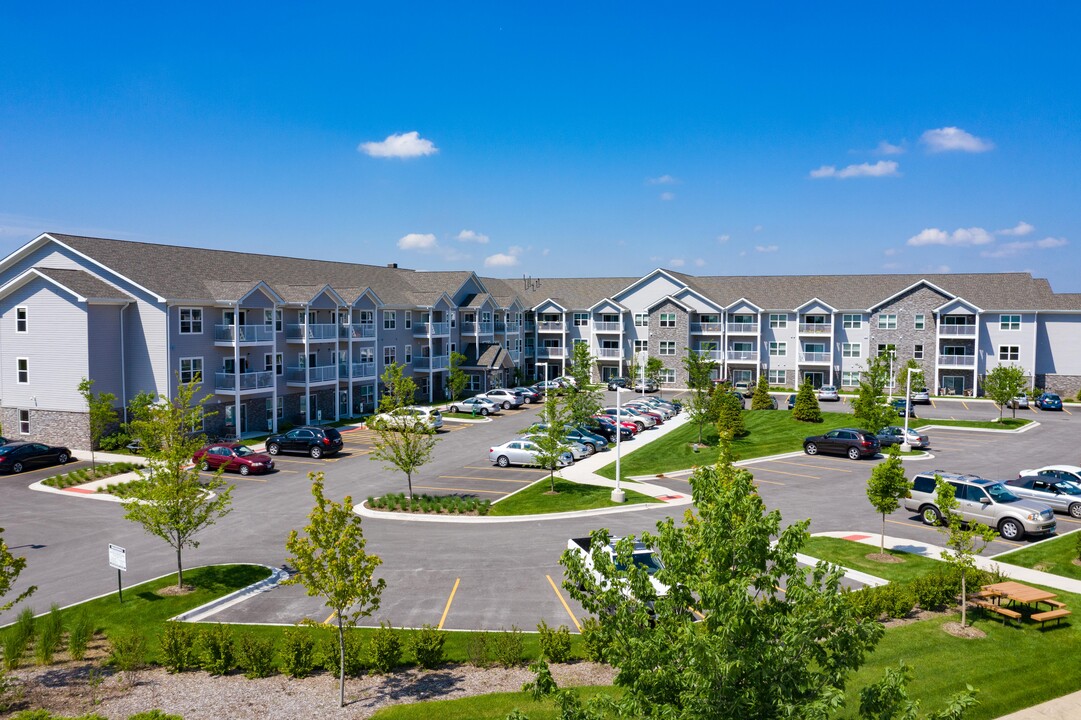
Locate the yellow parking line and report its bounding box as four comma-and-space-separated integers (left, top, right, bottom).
438, 578, 460, 630
771, 460, 853, 473
960, 400, 969, 410
753, 478, 786, 486
930, 398, 937, 409
324, 610, 337, 625
751, 467, 821, 479
546, 574, 581, 631
1064, 407, 1073, 415
464, 465, 546, 473
413, 485, 507, 495
437, 475, 533, 484
689, 606, 705, 620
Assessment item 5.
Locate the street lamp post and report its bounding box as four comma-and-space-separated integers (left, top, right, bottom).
612, 387, 626, 504
887, 348, 896, 402
901, 367, 917, 452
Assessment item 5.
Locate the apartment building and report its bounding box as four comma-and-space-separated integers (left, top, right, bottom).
0, 234, 1078, 448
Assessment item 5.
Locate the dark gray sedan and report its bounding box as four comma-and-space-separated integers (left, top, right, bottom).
1006, 473, 1081, 518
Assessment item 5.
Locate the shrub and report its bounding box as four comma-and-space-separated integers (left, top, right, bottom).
65, 611, 91, 661
314, 630, 365, 677
715, 390, 746, 438
127, 712, 184, 720
579, 617, 607, 663
750, 374, 774, 411
35, 608, 62, 666
408, 624, 446, 669
99, 431, 131, 452
236, 632, 276, 679
279, 628, 316, 678
792, 378, 822, 423
109, 631, 148, 673
159, 622, 197, 673
492, 626, 525, 668
4, 608, 35, 670
536, 620, 572, 663
198, 624, 235, 676
466, 631, 490, 667
911, 573, 957, 611
368, 622, 402, 674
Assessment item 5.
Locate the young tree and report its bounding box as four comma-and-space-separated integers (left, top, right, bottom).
682, 350, 718, 444
934, 476, 997, 628
1, 526, 35, 612
565, 342, 604, 426
715, 388, 746, 438
865, 446, 911, 557
859, 661, 978, 720
983, 364, 1028, 419
77, 377, 119, 472
123, 377, 233, 589
852, 353, 896, 432
526, 393, 573, 493
369, 363, 436, 500
792, 377, 822, 422
750, 374, 774, 410
446, 351, 469, 403
561, 440, 883, 718
902, 359, 925, 394
645, 356, 664, 395
285, 472, 385, 708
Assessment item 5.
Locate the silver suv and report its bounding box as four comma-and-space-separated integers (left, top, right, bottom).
903, 471, 1056, 541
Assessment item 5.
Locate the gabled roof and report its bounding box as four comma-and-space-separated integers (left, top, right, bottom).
866, 279, 952, 313
461, 342, 515, 370
0, 267, 134, 304
725, 297, 762, 312
611, 268, 689, 303
587, 297, 628, 312
795, 297, 836, 313
935, 297, 982, 314
646, 294, 694, 313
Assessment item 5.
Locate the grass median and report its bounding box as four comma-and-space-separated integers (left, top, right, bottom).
802, 536, 943, 583
994, 530, 1081, 582
915, 417, 1031, 430
489, 477, 659, 516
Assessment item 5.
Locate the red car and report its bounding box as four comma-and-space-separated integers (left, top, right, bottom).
592, 414, 638, 435
193, 443, 275, 476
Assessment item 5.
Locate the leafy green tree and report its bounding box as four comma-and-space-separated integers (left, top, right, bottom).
626, 353, 642, 388
865, 446, 911, 556
750, 374, 774, 410
983, 364, 1028, 419
446, 351, 469, 402
860, 661, 978, 720
902, 358, 925, 394
852, 352, 897, 432
0, 527, 35, 612
77, 377, 118, 472
123, 377, 233, 589
526, 393, 573, 493
560, 440, 883, 718
370, 363, 436, 500
645, 356, 664, 394
934, 476, 997, 628
565, 342, 604, 427
715, 388, 746, 438
682, 348, 716, 392
285, 472, 385, 708
792, 377, 822, 422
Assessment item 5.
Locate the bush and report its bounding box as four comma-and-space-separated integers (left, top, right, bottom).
846, 583, 915, 620
198, 624, 234, 676
109, 631, 148, 673
536, 620, 572, 663
408, 624, 446, 669
159, 623, 197, 673
127, 712, 183, 720
911, 572, 958, 611
715, 390, 746, 438
579, 617, 608, 663
4, 608, 35, 669
35, 606, 63, 665
492, 626, 525, 668
236, 632, 276, 679
314, 630, 365, 677
750, 375, 774, 411
465, 631, 490, 667
368, 622, 402, 674
279, 628, 316, 678
792, 378, 822, 423
99, 431, 131, 452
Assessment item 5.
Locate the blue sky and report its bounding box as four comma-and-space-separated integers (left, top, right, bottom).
2, 3, 1079, 290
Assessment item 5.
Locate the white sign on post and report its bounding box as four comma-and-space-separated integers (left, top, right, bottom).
108, 544, 127, 572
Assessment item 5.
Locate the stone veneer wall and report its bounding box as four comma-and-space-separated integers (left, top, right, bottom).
0, 408, 90, 450
1036, 374, 1081, 399
650, 300, 690, 387
869, 285, 945, 387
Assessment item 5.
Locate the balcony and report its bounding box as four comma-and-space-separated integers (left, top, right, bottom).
696, 349, 724, 360
285, 324, 339, 343
537, 321, 565, 332
524, 322, 536, 333
285, 365, 339, 386
461, 322, 495, 335
339, 361, 376, 381
503, 322, 521, 333
214, 370, 275, 394
726, 350, 759, 362
798, 323, 831, 335
799, 351, 832, 363
597, 347, 622, 359
214, 324, 275, 345
414, 355, 450, 370
340, 323, 376, 340
939, 354, 976, 367
413, 322, 451, 337
939, 325, 977, 336
690, 322, 724, 334
594, 321, 621, 333
536, 347, 566, 359
525, 346, 535, 357
509, 350, 522, 364
726, 322, 758, 334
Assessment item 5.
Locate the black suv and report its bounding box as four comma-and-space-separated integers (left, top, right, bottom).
265, 426, 343, 458
803, 428, 880, 460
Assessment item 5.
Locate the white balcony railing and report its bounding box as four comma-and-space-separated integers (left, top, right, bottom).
798, 323, 830, 335
938, 354, 976, 367
536, 347, 566, 359
461, 322, 494, 335
690, 322, 724, 334
537, 321, 565, 332
696, 349, 723, 360
340, 323, 376, 339
414, 355, 450, 370
524, 346, 536, 357
285, 324, 339, 342
286, 365, 339, 384
524, 322, 536, 333
726, 350, 759, 362
939, 325, 977, 336
215, 370, 275, 392
214, 324, 275, 344
339, 361, 376, 380
594, 321, 621, 333
726, 322, 757, 334
597, 347, 622, 358
504, 322, 521, 333
799, 351, 831, 363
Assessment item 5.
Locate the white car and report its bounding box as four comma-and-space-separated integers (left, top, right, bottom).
448, 396, 501, 416
910, 387, 931, 404
370, 406, 442, 431
482, 388, 525, 409
1008, 394, 1030, 409
601, 406, 657, 431
489, 439, 573, 468
817, 385, 839, 401
1019, 465, 1081, 485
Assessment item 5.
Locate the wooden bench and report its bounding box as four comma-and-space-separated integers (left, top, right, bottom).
1043, 599, 1066, 609
972, 599, 1022, 624
1031, 609, 1071, 628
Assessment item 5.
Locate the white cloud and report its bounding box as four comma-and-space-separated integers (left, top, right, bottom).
980, 236, 1069, 258
455, 229, 489, 244
996, 221, 1034, 237
906, 227, 994, 247
397, 233, 438, 250
810, 160, 900, 179
647, 174, 679, 185
359, 131, 438, 158
484, 245, 524, 268
659, 192, 675, 201
694, 258, 706, 267
920, 127, 994, 153
883, 247, 900, 256
753, 225, 763, 233
875, 140, 905, 155
669, 258, 686, 267
755, 245, 778, 253
717, 234, 730, 244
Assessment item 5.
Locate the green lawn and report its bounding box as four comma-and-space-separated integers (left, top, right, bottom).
916, 417, 1031, 431
489, 477, 659, 516
370, 685, 620, 720
594, 411, 856, 479
802, 536, 945, 583
994, 530, 1081, 581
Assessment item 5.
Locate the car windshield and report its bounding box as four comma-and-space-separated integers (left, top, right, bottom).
234, 446, 256, 457
986, 483, 1022, 503
615, 552, 664, 574
1054, 481, 1081, 496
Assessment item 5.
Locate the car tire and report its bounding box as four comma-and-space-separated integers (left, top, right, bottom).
847, 447, 862, 460
497, 455, 510, 468
267, 443, 281, 456
1070, 503, 1081, 519
200, 460, 210, 471
635, 422, 645, 432
804, 442, 818, 456
310, 446, 323, 459
502, 401, 511, 409
480, 408, 489, 416
583, 444, 595, 456
11, 462, 23, 473
921, 505, 942, 526
239, 465, 250, 476
999, 518, 1024, 540
57, 453, 69, 465
449, 406, 459, 414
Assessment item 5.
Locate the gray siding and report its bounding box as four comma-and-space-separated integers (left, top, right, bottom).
86, 305, 124, 400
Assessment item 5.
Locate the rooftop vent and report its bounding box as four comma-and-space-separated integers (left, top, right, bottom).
387, 263, 398, 268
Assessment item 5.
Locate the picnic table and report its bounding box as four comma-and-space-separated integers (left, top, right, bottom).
978, 581, 1071, 627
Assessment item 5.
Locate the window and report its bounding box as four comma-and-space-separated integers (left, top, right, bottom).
275, 309, 283, 332
659, 313, 676, 328
266, 397, 284, 424
16, 358, 28, 384
999, 345, 1020, 361
15, 307, 27, 333
573, 313, 588, 326
634, 313, 648, 327
573, 337, 587, 347
842, 314, 862, 329
659, 341, 676, 355
18, 409, 30, 434
264, 353, 284, 375
179, 308, 203, 334
841, 371, 861, 386
914, 314, 926, 330
383, 311, 396, 330
659, 368, 676, 384
384, 346, 396, 366
404, 345, 413, 364
405, 311, 412, 329
877, 313, 897, 329
179, 357, 203, 384
633, 339, 648, 353
1000, 314, 1021, 331
913, 344, 924, 360
768, 341, 786, 356
877, 344, 896, 357
841, 343, 860, 358
769, 314, 788, 328
768, 369, 786, 384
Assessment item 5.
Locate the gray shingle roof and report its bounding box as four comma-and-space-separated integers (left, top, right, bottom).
34, 267, 133, 301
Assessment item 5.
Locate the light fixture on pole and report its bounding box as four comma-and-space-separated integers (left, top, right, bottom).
612, 387, 626, 504
887, 348, 896, 402
900, 366, 918, 452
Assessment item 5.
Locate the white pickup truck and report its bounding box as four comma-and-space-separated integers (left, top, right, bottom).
566, 536, 668, 598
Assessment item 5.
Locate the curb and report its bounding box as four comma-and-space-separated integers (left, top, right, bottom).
172, 565, 289, 623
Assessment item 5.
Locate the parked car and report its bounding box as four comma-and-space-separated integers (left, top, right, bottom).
553, 375, 577, 387
447, 396, 501, 416
535, 380, 563, 391
370, 406, 443, 431
625, 400, 670, 420
1008, 394, 1030, 409
903, 471, 1056, 540
526, 423, 609, 454
592, 414, 638, 437
803, 428, 880, 460
584, 416, 634, 442
607, 377, 630, 390
733, 381, 753, 398
1019, 465, 1081, 485
489, 439, 573, 468
601, 407, 657, 431
630, 396, 679, 417
632, 378, 659, 393
0, 442, 71, 473
566, 536, 668, 607
909, 387, 931, 404
1035, 393, 1063, 410
1007, 474, 1081, 518
265, 426, 344, 458
875, 425, 930, 449
890, 398, 917, 417
786, 394, 797, 410
817, 385, 839, 402
623, 404, 664, 425
482, 388, 525, 409
513, 386, 542, 403
193, 443, 274, 476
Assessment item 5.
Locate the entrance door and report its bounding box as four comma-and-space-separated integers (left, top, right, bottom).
225, 403, 247, 434
601, 366, 618, 381
731, 368, 753, 384
943, 375, 966, 395
339, 390, 348, 416
802, 371, 824, 388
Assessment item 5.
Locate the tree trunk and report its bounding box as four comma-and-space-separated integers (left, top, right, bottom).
177, 548, 184, 588
337, 615, 346, 707
961, 573, 967, 627
549, 468, 555, 493
880, 514, 886, 555
407, 472, 413, 501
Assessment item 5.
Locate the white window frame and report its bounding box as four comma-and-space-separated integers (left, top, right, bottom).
768, 341, 786, 357
659, 313, 676, 328
769, 314, 788, 328
999, 345, 1020, 361
1000, 314, 1021, 331
842, 314, 862, 329
634, 313, 648, 327
659, 340, 676, 356
841, 371, 861, 386
384, 346, 396, 366
16, 357, 28, 384
15, 306, 27, 333
659, 368, 676, 384
179, 357, 203, 384
573, 313, 588, 327
383, 311, 396, 330
404, 311, 412, 329
913, 344, 924, 360
18, 409, 30, 434
633, 339, 648, 353
841, 342, 860, 358
768, 369, 786, 384
404, 345, 413, 364
179, 307, 203, 334
877, 313, 897, 330
914, 314, 926, 330
265, 352, 284, 375
275, 309, 283, 332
